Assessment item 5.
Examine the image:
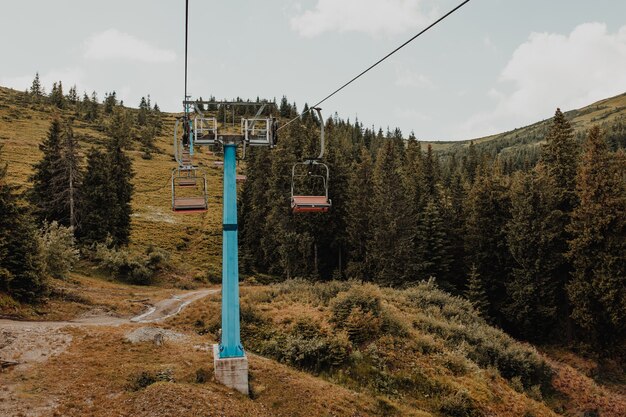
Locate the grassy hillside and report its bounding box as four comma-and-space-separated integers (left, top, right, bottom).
421, 92, 626, 154
2, 85, 626, 416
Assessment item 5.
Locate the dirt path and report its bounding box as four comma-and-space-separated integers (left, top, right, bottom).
0, 288, 217, 417
0, 288, 217, 366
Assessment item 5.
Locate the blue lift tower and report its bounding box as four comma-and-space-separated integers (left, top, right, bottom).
173, 101, 277, 394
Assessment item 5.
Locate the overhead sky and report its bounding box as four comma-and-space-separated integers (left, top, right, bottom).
1, 0, 626, 140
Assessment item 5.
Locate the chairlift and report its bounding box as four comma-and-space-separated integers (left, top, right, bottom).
171, 167, 208, 213
290, 160, 331, 213
290, 108, 331, 213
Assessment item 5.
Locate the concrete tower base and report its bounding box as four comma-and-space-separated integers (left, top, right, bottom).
213, 344, 249, 395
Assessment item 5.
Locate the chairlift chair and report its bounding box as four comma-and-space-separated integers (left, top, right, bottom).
290, 160, 331, 213
289, 107, 331, 213
171, 167, 208, 213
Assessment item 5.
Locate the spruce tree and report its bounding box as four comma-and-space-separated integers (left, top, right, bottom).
30, 119, 64, 223
567, 126, 626, 348
414, 197, 452, 285
30, 72, 43, 98
54, 122, 82, 228
137, 96, 149, 125
464, 167, 512, 323
80, 148, 115, 244
30, 120, 82, 228
0, 147, 46, 301
345, 147, 374, 279
505, 170, 560, 340
106, 118, 134, 246
536, 107, 580, 338
49, 81, 66, 108
465, 264, 489, 318
367, 139, 413, 286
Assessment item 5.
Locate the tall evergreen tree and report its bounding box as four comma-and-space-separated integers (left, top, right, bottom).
79, 148, 114, 245
414, 197, 452, 285
0, 147, 46, 301
30, 119, 64, 223
30, 72, 43, 98
536, 107, 580, 338
367, 139, 413, 286
49, 81, 66, 108
54, 122, 82, 228
567, 126, 626, 348
505, 170, 561, 340
465, 264, 489, 318
106, 112, 134, 245
464, 167, 512, 322
30, 120, 82, 228
345, 147, 374, 280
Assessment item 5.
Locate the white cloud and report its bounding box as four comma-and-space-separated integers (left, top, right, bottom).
395, 64, 435, 89
84, 29, 176, 62
290, 0, 435, 38
458, 22, 626, 139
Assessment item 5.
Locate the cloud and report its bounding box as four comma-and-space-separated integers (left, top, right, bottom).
290, 0, 435, 38
458, 22, 626, 139
394, 64, 435, 89
84, 29, 176, 62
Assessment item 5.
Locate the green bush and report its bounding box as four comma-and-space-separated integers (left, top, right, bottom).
258, 316, 351, 373
330, 284, 385, 344
94, 241, 170, 285
406, 281, 553, 393
438, 389, 483, 417
39, 221, 79, 279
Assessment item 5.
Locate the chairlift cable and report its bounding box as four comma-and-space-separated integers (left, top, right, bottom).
278, 0, 471, 131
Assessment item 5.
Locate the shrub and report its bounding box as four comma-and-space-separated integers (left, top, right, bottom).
438, 389, 483, 417
259, 316, 351, 373
195, 368, 210, 383
127, 371, 156, 391
39, 221, 79, 279
94, 241, 170, 285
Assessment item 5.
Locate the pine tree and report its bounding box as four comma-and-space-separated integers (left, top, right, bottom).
541, 108, 578, 212
30, 120, 82, 228
67, 85, 78, 104
414, 197, 452, 285
422, 144, 439, 199
54, 122, 82, 228
104, 91, 117, 114
464, 168, 512, 322
505, 170, 560, 340
536, 107, 580, 338
30, 72, 43, 98
279, 96, 291, 118
0, 147, 47, 301
367, 139, 413, 286
137, 96, 149, 125
79, 148, 114, 244
30, 119, 64, 223
567, 126, 626, 348
106, 120, 134, 246
465, 264, 489, 318
345, 147, 374, 279
49, 81, 66, 108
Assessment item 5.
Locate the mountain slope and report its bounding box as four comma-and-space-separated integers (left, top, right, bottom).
423, 91, 626, 154
1, 85, 625, 416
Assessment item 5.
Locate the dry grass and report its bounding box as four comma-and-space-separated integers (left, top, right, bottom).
4, 324, 412, 417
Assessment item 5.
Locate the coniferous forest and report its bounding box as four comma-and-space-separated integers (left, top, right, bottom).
240, 106, 626, 353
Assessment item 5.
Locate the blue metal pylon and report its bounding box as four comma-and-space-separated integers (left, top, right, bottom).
219, 143, 244, 358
